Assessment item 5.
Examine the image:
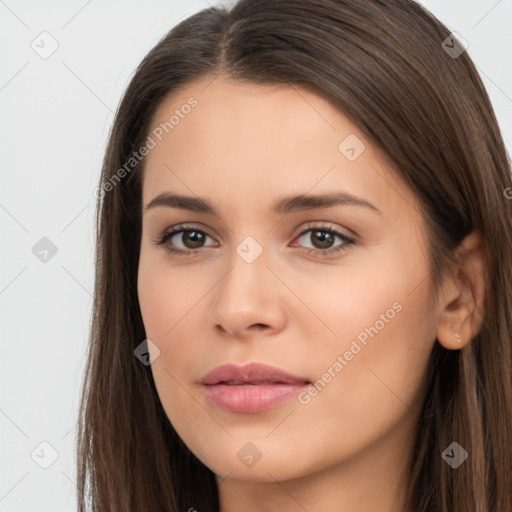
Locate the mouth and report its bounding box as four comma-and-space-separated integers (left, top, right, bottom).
215, 380, 299, 385
200, 362, 311, 413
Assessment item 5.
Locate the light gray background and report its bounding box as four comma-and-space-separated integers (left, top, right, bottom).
1, 1, 511, 510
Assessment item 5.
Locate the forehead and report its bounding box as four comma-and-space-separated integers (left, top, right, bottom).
147, 76, 357, 165
141, 76, 418, 221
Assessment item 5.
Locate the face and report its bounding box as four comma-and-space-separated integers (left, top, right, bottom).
137, 76, 439, 484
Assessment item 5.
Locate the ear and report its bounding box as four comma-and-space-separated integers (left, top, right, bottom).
436, 231, 488, 350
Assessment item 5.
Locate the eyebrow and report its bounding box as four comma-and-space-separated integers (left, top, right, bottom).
144, 191, 382, 216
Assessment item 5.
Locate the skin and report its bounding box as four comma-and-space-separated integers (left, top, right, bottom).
137, 76, 486, 512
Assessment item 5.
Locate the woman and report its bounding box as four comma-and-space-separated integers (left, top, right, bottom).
77, 1, 512, 510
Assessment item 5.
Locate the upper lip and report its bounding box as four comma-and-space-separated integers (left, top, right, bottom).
201, 362, 310, 385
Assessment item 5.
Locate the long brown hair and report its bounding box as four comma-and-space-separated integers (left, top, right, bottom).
77, 1, 512, 510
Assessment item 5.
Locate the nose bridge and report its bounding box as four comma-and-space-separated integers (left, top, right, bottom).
219, 236, 271, 305
209, 234, 285, 334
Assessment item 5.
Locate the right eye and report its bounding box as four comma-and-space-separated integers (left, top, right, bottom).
152, 224, 218, 256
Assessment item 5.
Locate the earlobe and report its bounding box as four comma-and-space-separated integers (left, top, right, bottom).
435, 231, 488, 351
437, 310, 472, 350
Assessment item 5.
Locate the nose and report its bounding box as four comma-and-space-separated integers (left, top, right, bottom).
208, 244, 287, 339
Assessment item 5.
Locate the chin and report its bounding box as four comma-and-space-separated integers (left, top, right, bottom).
192, 440, 317, 483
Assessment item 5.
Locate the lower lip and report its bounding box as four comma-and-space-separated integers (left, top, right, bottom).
203, 383, 309, 413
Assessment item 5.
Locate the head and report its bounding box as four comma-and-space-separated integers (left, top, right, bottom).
77, 1, 512, 511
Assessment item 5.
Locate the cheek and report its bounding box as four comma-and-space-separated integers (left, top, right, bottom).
137, 256, 206, 341
137, 258, 213, 418
294, 255, 437, 440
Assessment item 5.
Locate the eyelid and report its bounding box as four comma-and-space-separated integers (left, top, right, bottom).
293, 220, 355, 241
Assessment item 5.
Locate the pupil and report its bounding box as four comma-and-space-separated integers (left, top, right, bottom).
184, 231, 204, 248
312, 230, 333, 249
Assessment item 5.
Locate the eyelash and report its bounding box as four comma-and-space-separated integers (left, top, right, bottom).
152, 223, 356, 258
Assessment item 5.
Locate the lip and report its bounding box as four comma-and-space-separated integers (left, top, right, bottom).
201, 362, 310, 413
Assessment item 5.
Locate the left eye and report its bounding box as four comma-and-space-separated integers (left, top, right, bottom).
292, 226, 355, 255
